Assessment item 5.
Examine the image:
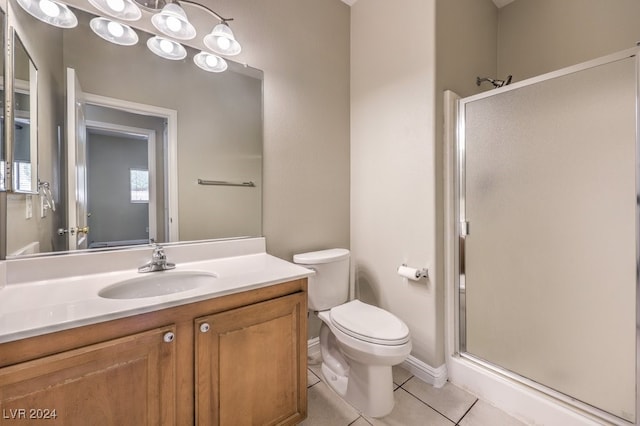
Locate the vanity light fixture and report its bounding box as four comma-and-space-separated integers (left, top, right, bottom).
147, 35, 187, 60
87, 0, 141, 21
16, 0, 78, 28
142, 0, 243, 56
193, 51, 227, 73
151, 2, 196, 40
203, 21, 241, 56
90, 17, 139, 46
16, 0, 243, 72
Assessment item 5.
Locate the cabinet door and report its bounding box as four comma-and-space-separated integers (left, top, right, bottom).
0, 326, 176, 425
196, 293, 307, 426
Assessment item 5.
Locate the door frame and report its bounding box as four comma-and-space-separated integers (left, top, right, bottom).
85, 120, 157, 244
66, 68, 87, 250
83, 93, 179, 242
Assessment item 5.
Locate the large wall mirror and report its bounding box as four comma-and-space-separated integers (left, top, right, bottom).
3, 0, 263, 258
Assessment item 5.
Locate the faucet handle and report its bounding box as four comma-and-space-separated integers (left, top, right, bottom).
152, 245, 166, 261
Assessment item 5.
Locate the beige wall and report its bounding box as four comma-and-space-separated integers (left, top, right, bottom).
351, 0, 439, 365
498, 0, 640, 81
220, 0, 351, 260
436, 0, 498, 99
434, 0, 498, 365
349, 0, 497, 369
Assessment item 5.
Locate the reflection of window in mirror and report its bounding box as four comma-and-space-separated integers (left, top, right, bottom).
13, 112, 30, 191
13, 161, 31, 192
130, 168, 149, 203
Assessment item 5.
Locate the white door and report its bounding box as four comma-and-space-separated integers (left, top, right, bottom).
66, 68, 88, 250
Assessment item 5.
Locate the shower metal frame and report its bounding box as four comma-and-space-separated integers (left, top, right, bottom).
454, 46, 640, 426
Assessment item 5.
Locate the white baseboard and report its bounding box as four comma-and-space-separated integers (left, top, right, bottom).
308, 337, 320, 352
308, 337, 321, 361
401, 356, 448, 388
307, 338, 447, 388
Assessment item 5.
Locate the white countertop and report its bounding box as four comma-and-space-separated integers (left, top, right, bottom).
0, 238, 313, 344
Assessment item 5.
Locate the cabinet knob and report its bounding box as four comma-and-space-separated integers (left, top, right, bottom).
163, 332, 175, 343
200, 323, 210, 333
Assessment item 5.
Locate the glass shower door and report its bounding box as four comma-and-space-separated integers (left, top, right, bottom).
459, 53, 637, 422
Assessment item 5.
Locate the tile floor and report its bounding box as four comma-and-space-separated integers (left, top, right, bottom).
301, 361, 527, 426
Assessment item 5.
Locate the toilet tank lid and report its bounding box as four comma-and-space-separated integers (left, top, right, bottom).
293, 248, 350, 264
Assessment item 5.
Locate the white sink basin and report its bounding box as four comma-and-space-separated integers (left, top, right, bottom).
98, 271, 217, 299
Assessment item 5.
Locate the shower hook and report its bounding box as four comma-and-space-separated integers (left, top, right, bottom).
476, 75, 513, 88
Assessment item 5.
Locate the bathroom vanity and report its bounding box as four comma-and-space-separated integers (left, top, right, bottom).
0, 238, 310, 425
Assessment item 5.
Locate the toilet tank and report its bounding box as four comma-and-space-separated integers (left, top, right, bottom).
293, 248, 350, 311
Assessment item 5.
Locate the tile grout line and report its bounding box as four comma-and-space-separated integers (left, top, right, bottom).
307, 367, 322, 389
310, 368, 476, 425
455, 398, 479, 425
397, 385, 460, 425
393, 375, 414, 391
348, 415, 372, 425
307, 380, 321, 389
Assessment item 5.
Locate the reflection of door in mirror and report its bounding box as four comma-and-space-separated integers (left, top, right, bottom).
56, 81, 178, 253
85, 110, 164, 248
66, 68, 87, 250
84, 98, 173, 247
12, 34, 37, 194
67, 68, 168, 249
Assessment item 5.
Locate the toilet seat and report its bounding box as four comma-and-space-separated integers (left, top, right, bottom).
330, 300, 410, 346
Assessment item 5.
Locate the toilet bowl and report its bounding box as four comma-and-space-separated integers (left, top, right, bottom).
316, 300, 412, 417
293, 249, 412, 418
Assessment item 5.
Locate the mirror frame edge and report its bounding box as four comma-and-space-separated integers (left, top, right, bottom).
1, 0, 7, 260
9, 8, 38, 196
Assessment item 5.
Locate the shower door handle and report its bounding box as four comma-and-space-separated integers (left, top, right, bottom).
460, 221, 470, 237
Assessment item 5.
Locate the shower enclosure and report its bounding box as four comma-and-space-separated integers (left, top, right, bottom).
454, 48, 638, 424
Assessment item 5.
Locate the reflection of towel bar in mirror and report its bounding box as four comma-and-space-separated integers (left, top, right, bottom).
197, 179, 256, 187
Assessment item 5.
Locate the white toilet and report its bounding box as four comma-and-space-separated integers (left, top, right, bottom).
294, 248, 412, 418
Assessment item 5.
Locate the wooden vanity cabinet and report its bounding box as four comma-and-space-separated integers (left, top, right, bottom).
0, 279, 307, 426
196, 292, 307, 426
0, 326, 177, 425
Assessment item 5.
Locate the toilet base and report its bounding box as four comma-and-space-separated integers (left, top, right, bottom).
320, 358, 396, 418
321, 362, 348, 396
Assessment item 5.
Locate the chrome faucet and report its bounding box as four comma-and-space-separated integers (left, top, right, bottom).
138, 244, 176, 273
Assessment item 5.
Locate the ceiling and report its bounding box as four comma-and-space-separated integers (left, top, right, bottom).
342, 0, 516, 8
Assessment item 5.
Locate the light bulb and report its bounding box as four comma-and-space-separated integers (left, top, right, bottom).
205, 55, 218, 67
159, 39, 174, 53
216, 36, 231, 51
105, 0, 125, 12
165, 15, 182, 32
39, 0, 61, 18
107, 21, 124, 37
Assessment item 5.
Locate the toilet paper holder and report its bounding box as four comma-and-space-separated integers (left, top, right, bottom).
397, 264, 429, 281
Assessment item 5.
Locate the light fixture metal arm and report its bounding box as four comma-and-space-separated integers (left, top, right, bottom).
175, 0, 232, 23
